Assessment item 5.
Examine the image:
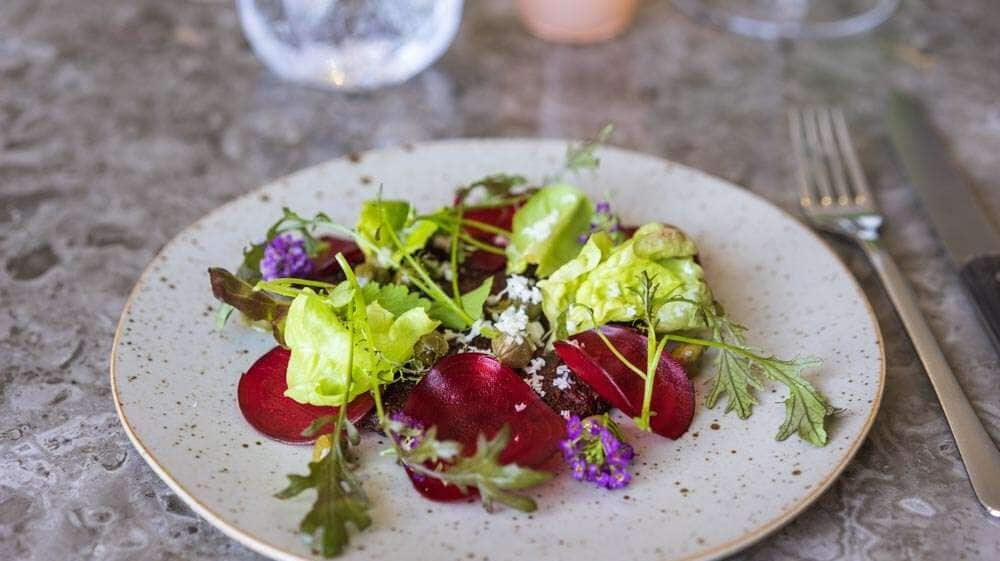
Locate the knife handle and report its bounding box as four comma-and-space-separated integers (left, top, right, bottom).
960, 255, 1000, 350
861, 241, 1000, 517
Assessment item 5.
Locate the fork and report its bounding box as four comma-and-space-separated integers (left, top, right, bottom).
789, 107, 1000, 517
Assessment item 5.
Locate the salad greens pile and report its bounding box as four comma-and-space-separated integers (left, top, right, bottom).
211, 128, 835, 557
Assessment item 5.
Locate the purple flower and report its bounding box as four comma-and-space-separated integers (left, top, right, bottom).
260, 234, 313, 280
595, 201, 612, 214
559, 414, 634, 490
387, 412, 425, 452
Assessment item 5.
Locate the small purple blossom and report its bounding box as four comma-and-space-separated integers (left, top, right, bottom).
579, 200, 624, 245
559, 414, 634, 490
260, 234, 313, 281
387, 412, 424, 452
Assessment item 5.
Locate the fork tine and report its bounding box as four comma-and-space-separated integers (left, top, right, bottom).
801, 108, 835, 206
816, 107, 852, 205
830, 108, 873, 206
788, 108, 817, 208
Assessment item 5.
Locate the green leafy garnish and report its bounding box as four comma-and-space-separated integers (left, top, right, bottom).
563, 124, 614, 174
694, 310, 834, 446
277, 308, 371, 557
538, 222, 710, 336
506, 184, 595, 277
208, 267, 289, 341
389, 424, 553, 513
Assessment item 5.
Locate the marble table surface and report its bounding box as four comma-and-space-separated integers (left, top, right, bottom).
1, 1, 998, 559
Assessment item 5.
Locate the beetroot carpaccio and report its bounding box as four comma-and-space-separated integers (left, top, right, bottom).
210, 145, 832, 558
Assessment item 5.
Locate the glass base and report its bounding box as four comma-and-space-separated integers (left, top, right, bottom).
671, 0, 900, 40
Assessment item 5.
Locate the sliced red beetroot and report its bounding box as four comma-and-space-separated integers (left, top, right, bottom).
238, 347, 374, 444
401, 353, 565, 501
553, 325, 694, 439
311, 235, 364, 279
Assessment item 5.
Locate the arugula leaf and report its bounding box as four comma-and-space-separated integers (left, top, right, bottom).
704, 344, 760, 419
275, 446, 371, 557
564, 124, 614, 174
277, 302, 371, 559
397, 425, 553, 513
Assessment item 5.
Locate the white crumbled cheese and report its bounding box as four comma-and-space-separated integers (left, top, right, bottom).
561, 410, 571, 419
525, 357, 546, 376
461, 319, 492, 343
527, 372, 546, 397
505, 275, 542, 305
514, 402, 527, 413
553, 364, 574, 390
495, 306, 529, 344
521, 210, 559, 241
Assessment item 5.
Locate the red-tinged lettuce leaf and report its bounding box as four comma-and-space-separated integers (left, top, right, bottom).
401, 353, 565, 501
210, 267, 289, 322
311, 235, 364, 280
553, 325, 695, 439
238, 347, 374, 444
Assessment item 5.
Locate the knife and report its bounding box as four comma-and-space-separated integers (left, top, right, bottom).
886, 91, 1000, 350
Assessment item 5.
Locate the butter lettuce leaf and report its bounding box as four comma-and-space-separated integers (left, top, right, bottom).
538, 223, 711, 336
283, 290, 439, 406
506, 184, 594, 277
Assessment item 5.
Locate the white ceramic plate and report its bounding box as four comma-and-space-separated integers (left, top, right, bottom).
111, 139, 884, 561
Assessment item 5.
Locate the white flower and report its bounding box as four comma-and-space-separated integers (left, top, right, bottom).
553, 365, 574, 390
527, 372, 546, 397
525, 357, 546, 376
505, 275, 542, 305
495, 306, 529, 344
461, 319, 492, 343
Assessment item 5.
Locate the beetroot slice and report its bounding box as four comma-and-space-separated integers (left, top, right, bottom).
553, 325, 695, 439
311, 235, 364, 279
401, 353, 565, 501
237, 347, 374, 444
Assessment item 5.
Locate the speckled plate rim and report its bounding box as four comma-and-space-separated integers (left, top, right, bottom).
110, 138, 885, 561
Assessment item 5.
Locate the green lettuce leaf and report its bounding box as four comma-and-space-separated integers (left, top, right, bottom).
538, 223, 711, 335
355, 200, 437, 267
506, 184, 594, 277
283, 291, 439, 406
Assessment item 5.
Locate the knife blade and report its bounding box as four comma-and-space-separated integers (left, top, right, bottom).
886, 91, 1000, 349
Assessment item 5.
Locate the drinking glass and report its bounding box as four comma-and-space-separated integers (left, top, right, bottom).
236, 0, 464, 91
671, 0, 900, 39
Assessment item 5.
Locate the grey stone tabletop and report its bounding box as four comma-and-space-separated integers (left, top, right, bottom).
2, 0, 999, 560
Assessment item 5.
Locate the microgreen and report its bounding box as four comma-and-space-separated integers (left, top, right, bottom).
563, 124, 614, 175
385, 422, 553, 513
276, 304, 372, 558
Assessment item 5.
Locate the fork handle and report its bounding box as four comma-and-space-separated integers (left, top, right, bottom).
862, 241, 1000, 517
